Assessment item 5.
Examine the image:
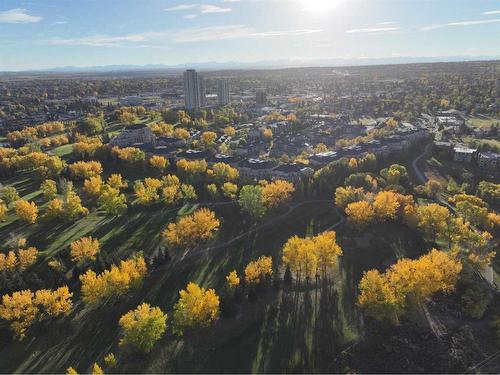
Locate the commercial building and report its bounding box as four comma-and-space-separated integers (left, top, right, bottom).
217, 79, 230, 106
256, 90, 267, 106
183, 69, 206, 110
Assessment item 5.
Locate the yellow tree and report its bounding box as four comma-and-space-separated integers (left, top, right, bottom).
262, 128, 273, 140
79, 254, 147, 306
119, 303, 168, 353
212, 162, 239, 183
358, 269, 404, 324
224, 126, 236, 136
334, 186, 365, 209
69, 161, 102, 180
149, 155, 168, 172
226, 270, 240, 289
0, 286, 72, 340
172, 282, 220, 335
345, 201, 374, 229
0, 199, 7, 221
83, 176, 103, 198
417, 203, 450, 242
261, 180, 295, 208
373, 191, 400, 221
221, 182, 238, 199
313, 231, 343, 278
163, 208, 220, 248
41, 179, 58, 200
98, 185, 127, 216
107, 174, 128, 190
200, 131, 217, 147
70, 236, 100, 264
15, 199, 38, 224
244, 256, 273, 284
174, 127, 190, 141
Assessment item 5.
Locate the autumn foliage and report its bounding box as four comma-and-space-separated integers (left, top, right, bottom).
0, 286, 73, 339
79, 254, 147, 306
163, 208, 220, 248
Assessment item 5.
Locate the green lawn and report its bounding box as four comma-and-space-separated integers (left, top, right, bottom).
466, 116, 500, 129
51, 143, 74, 157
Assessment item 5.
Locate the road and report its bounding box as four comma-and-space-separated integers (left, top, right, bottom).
411, 143, 431, 184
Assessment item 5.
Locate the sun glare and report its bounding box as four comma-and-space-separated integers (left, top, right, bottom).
299, 0, 341, 13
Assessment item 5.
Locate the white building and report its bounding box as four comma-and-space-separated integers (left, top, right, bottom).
453, 145, 476, 162
217, 79, 230, 106
183, 69, 206, 110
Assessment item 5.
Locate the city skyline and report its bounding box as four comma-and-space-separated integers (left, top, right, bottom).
1, 0, 500, 71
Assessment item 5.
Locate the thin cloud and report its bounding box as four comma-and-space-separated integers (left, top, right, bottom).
346, 27, 400, 33
377, 21, 396, 25
0, 8, 42, 23
165, 4, 197, 11
200, 5, 232, 13
183, 14, 198, 19
51, 21, 67, 26
421, 18, 500, 31
46, 25, 322, 47
483, 10, 500, 15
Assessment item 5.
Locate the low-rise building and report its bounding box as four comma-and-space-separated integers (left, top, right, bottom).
477, 151, 499, 171
309, 151, 338, 167
271, 163, 314, 182
453, 145, 476, 162
238, 158, 276, 179
109, 124, 156, 147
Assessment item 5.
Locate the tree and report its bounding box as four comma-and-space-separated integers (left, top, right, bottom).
221, 182, 238, 199
66, 367, 78, 374
212, 162, 239, 183
79, 114, 105, 135
334, 186, 365, 209
455, 200, 488, 227
134, 179, 160, 205
224, 126, 236, 136
0, 287, 73, 339
79, 254, 147, 306
119, 303, 167, 353
174, 127, 191, 141
0, 199, 7, 221
15, 199, 38, 224
358, 269, 404, 324
207, 184, 218, 200
358, 249, 462, 324
282, 232, 342, 282
119, 112, 138, 125
425, 179, 442, 198
238, 185, 267, 219
112, 147, 145, 163
103, 353, 117, 369
173, 282, 220, 335
244, 256, 273, 284
345, 201, 374, 229
261, 180, 295, 208
417, 203, 450, 242
200, 131, 217, 147
149, 155, 168, 172
83, 176, 103, 198
41, 179, 58, 200
163, 208, 220, 248
226, 270, 240, 289
91, 363, 104, 375
380, 164, 408, 185
63, 186, 89, 221
2, 186, 20, 204
70, 236, 100, 264
107, 174, 128, 190
69, 161, 103, 180
313, 231, 343, 278
262, 128, 273, 140
373, 191, 400, 221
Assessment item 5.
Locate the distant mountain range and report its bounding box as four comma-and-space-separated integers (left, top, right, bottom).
2, 55, 499, 74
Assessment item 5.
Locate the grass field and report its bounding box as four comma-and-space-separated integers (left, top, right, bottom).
466, 116, 500, 129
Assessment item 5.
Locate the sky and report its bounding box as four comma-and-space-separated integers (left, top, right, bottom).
0, 0, 499, 71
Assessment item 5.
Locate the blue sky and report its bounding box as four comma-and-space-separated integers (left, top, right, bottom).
0, 0, 499, 71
